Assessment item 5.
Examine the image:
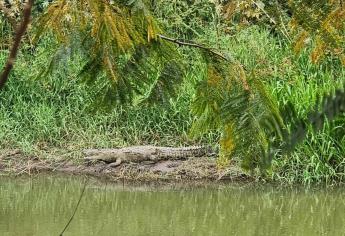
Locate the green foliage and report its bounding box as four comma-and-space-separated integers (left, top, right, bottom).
222, 0, 289, 24
189, 48, 283, 170
222, 0, 345, 64
267, 52, 345, 183
152, 0, 217, 38
290, 0, 345, 64
220, 0, 345, 172
263, 70, 345, 176
256, 1, 345, 175
221, 0, 291, 40
33, 0, 184, 104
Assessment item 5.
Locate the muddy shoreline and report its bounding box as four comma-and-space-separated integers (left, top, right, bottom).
0, 149, 252, 183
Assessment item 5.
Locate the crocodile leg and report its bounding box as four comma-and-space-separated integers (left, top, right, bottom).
107, 158, 122, 168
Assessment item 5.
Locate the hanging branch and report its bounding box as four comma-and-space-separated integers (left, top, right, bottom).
59, 179, 88, 236
158, 34, 252, 90
158, 34, 230, 61
0, 0, 34, 90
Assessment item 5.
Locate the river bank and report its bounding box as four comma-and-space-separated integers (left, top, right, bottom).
0, 149, 251, 183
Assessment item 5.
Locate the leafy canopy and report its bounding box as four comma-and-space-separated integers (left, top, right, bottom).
33, 0, 184, 105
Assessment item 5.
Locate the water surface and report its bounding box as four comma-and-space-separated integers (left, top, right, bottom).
1, 176, 345, 236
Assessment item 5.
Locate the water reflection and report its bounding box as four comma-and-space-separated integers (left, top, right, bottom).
0, 176, 344, 236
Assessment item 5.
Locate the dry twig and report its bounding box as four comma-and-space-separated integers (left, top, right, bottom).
158, 34, 230, 61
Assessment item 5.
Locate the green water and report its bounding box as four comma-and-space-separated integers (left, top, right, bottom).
1, 176, 345, 236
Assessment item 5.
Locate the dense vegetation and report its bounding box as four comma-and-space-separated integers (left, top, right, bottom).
0, 0, 344, 184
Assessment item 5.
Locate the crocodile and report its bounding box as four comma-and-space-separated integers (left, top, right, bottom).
83, 145, 215, 167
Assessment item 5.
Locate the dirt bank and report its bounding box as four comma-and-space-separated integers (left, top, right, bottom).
0, 149, 252, 182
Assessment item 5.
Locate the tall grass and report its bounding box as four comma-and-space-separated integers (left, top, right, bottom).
0, 64, 194, 153
269, 55, 345, 184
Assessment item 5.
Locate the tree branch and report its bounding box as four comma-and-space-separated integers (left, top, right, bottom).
158, 34, 252, 90
0, 0, 34, 90
59, 179, 88, 236
158, 34, 230, 61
